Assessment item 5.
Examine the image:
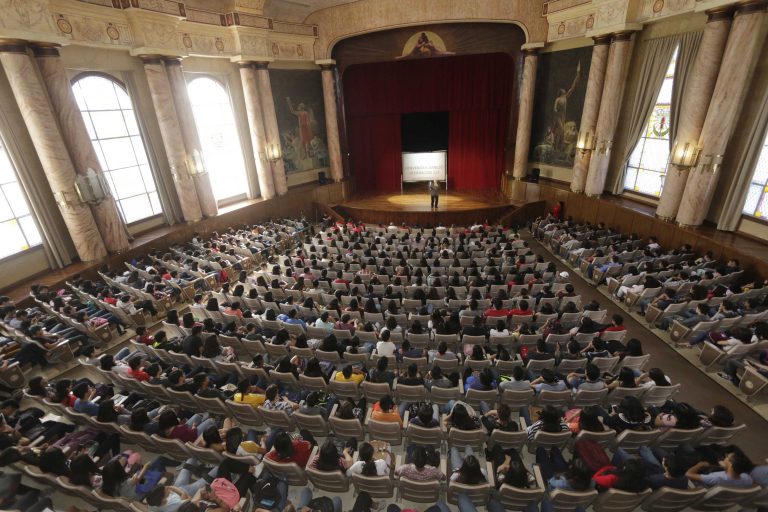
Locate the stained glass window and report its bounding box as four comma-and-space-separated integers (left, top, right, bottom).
742, 130, 768, 218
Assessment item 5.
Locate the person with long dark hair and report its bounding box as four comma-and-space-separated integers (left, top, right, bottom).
347, 442, 388, 476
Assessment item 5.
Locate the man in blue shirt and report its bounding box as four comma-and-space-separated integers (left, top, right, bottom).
277, 309, 306, 330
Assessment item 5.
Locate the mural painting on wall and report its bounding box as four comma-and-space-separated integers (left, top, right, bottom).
529, 46, 592, 168
397, 31, 455, 59
269, 69, 329, 173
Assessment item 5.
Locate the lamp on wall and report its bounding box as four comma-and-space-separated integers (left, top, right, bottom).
670, 140, 700, 169
266, 143, 281, 163
55, 168, 112, 208
575, 130, 596, 153
699, 153, 723, 174
188, 149, 208, 176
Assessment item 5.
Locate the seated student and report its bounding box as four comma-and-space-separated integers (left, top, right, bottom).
499, 365, 531, 391
489, 319, 510, 338
299, 391, 335, 420
509, 299, 534, 317
592, 458, 650, 493
530, 368, 566, 394
428, 341, 458, 363
425, 365, 457, 390
375, 330, 397, 358
314, 311, 335, 333
408, 403, 440, 428
267, 430, 313, 468
523, 405, 570, 440
367, 357, 395, 387
335, 398, 366, 424
524, 339, 555, 365
312, 438, 353, 473
398, 339, 425, 360
600, 314, 626, 334
605, 367, 638, 391
686, 446, 755, 488
449, 450, 487, 483
444, 402, 481, 431
566, 363, 606, 392
601, 396, 653, 433
347, 441, 390, 477
481, 403, 518, 434
465, 367, 497, 391
698, 405, 734, 428
371, 395, 402, 426
611, 446, 692, 490
661, 303, 710, 331
395, 445, 445, 482
232, 379, 266, 407
462, 315, 488, 338
336, 364, 365, 386
261, 384, 299, 415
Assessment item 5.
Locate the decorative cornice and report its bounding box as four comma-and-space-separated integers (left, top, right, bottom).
705, 6, 736, 20
0, 39, 29, 54
592, 35, 612, 45
735, 0, 768, 15
611, 30, 634, 41
138, 54, 164, 65
253, 61, 269, 69
31, 43, 61, 56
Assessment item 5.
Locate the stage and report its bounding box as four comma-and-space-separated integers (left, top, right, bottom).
333, 190, 541, 226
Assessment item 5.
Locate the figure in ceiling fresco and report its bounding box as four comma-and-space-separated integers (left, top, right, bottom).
397, 32, 455, 59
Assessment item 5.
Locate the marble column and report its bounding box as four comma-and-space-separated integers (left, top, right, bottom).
164, 58, 218, 218
254, 62, 288, 196
656, 9, 733, 220
584, 32, 634, 197
238, 63, 275, 200
32, 45, 130, 253
319, 63, 343, 183
571, 36, 611, 193
141, 57, 202, 222
676, 2, 767, 227
512, 49, 539, 179
0, 44, 107, 261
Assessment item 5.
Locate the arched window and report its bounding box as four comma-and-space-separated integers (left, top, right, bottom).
742, 131, 768, 218
71, 74, 162, 224
624, 48, 679, 197
187, 76, 249, 202
0, 139, 41, 258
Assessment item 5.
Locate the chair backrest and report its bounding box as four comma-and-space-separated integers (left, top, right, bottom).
367, 417, 403, 445
548, 488, 599, 512
350, 473, 395, 498
262, 456, 307, 486
396, 383, 427, 403
399, 476, 441, 503
537, 389, 571, 408
489, 429, 528, 450
617, 354, 651, 371
691, 485, 762, 511
429, 385, 462, 404
696, 424, 746, 445
593, 488, 652, 512
529, 430, 572, 452
574, 429, 616, 448
655, 427, 704, 450
195, 395, 231, 417
615, 429, 662, 453
225, 400, 264, 427
557, 358, 588, 373
258, 406, 294, 430
447, 426, 487, 450
329, 377, 362, 400
361, 381, 392, 401
447, 479, 493, 506
501, 388, 535, 408
329, 415, 365, 440
572, 388, 609, 407
498, 465, 545, 509
639, 486, 707, 512
642, 383, 680, 407
299, 374, 329, 392
151, 435, 192, 461
526, 358, 556, 372
305, 464, 350, 493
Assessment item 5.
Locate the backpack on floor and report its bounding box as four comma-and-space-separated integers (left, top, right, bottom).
252, 474, 280, 508
307, 497, 335, 512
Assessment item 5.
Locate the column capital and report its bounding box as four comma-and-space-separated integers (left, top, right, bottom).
592, 35, 612, 46
735, 0, 767, 15
30, 43, 61, 57
163, 56, 184, 66
0, 39, 28, 54
705, 6, 735, 21
138, 54, 166, 65
610, 31, 635, 42
253, 61, 270, 70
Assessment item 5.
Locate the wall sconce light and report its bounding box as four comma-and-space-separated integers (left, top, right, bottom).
595, 139, 613, 155
670, 140, 700, 169
699, 154, 723, 174
188, 149, 208, 176
266, 143, 281, 163
575, 130, 596, 153
74, 168, 112, 205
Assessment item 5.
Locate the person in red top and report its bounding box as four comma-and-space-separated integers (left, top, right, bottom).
600, 314, 626, 335
127, 357, 150, 382
334, 270, 350, 285
592, 459, 649, 492
509, 300, 534, 317
267, 431, 313, 468
484, 299, 511, 319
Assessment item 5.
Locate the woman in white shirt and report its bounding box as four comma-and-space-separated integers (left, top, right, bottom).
346, 442, 389, 476
489, 320, 510, 338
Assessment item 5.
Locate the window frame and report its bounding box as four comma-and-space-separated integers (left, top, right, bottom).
0, 136, 43, 261
70, 71, 164, 226
741, 129, 768, 220
623, 48, 678, 198
185, 73, 251, 204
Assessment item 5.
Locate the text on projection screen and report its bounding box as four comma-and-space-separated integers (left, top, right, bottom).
402, 151, 447, 182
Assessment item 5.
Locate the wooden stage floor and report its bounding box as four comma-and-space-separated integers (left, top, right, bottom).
334, 190, 522, 226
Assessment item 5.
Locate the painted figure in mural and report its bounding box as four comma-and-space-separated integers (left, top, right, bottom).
552, 61, 581, 153
398, 32, 455, 59
286, 97, 314, 159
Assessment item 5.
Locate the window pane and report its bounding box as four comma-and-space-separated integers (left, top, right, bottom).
0, 194, 13, 222
0, 146, 15, 184
19, 215, 41, 247
119, 195, 152, 224
635, 169, 664, 196
89, 110, 129, 139
3, 182, 29, 217
752, 144, 768, 184
73, 75, 162, 224
0, 220, 29, 258
744, 184, 763, 215
657, 77, 673, 105
99, 137, 137, 170
187, 76, 250, 201
624, 167, 638, 190
149, 191, 162, 215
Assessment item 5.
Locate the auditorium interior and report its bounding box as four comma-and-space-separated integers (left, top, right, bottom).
0, 0, 767, 511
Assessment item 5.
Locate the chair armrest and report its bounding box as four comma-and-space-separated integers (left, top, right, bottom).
520, 416, 529, 429
307, 445, 319, 466
364, 406, 373, 426
394, 453, 402, 479
403, 410, 410, 425
486, 460, 496, 487
440, 456, 447, 479
458, 378, 464, 394
532, 464, 545, 489
392, 377, 398, 390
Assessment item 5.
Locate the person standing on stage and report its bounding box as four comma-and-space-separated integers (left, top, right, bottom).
429, 180, 439, 209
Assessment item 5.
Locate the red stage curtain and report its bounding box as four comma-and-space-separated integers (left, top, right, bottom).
343, 53, 512, 192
